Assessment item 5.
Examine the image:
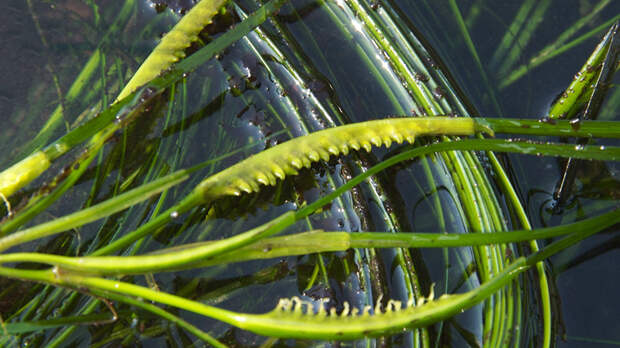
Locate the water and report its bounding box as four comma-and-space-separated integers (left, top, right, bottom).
0, 0, 618, 347
407, 2, 620, 347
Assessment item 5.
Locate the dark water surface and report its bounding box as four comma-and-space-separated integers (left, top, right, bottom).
408, 2, 620, 347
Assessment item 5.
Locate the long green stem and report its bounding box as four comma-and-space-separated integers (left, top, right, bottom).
203, 207, 619, 266
3, 125, 616, 254
298, 138, 619, 220
502, 17, 619, 89
447, 0, 501, 113
3, 208, 616, 273
0, 212, 294, 274
481, 118, 620, 138
15, 0, 137, 161
0, 170, 189, 250
547, 23, 618, 119
0, 0, 288, 200
0, 212, 613, 341
100, 292, 226, 347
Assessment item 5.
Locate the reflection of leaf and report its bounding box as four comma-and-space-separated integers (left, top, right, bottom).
575, 160, 620, 200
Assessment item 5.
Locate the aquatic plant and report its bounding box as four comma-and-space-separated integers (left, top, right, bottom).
0, 0, 618, 347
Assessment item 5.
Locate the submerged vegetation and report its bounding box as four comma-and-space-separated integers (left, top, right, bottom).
0, 0, 618, 346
